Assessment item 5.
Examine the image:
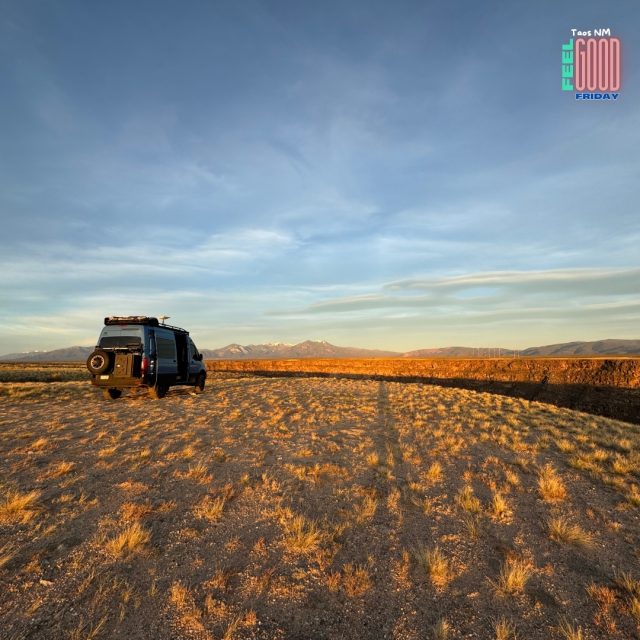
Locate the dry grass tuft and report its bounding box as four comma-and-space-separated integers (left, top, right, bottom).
0, 544, 15, 571
424, 461, 443, 484
366, 452, 380, 467
462, 513, 481, 539
169, 582, 191, 608
49, 461, 76, 477
282, 515, 324, 554
170, 582, 207, 633
184, 461, 212, 484
492, 556, 532, 596
355, 494, 377, 523
494, 616, 517, 640
491, 492, 510, 520
456, 485, 481, 513
557, 618, 583, 640
548, 516, 593, 548
611, 454, 632, 475
615, 570, 640, 599
627, 484, 640, 506
222, 614, 243, 640
206, 568, 233, 592
555, 438, 575, 453
194, 484, 234, 521
105, 522, 150, 557
586, 582, 616, 608
30, 437, 49, 451
68, 615, 108, 640
341, 563, 372, 597
538, 464, 567, 502
0, 490, 42, 524
120, 502, 154, 521
194, 495, 227, 521
415, 545, 452, 589
432, 618, 450, 639
504, 469, 520, 487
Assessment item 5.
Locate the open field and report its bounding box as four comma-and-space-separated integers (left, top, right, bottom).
0, 363, 88, 383
3, 357, 639, 424
1, 374, 640, 639
206, 358, 640, 425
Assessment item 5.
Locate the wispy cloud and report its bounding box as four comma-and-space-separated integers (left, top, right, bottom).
271, 267, 640, 319
0, 1, 638, 352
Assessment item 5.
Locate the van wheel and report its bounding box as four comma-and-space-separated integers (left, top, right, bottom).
194, 373, 206, 394
87, 349, 112, 375
103, 388, 122, 400
149, 384, 168, 399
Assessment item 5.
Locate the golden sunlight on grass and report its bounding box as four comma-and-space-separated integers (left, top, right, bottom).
424, 461, 443, 484
0, 544, 15, 570
1, 370, 639, 639
414, 545, 452, 589
548, 516, 594, 548
557, 618, 584, 640
105, 522, 151, 557
48, 460, 76, 477
455, 484, 481, 513
432, 618, 451, 639
194, 495, 228, 522
538, 464, 567, 502
355, 494, 377, 523
335, 563, 372, 597
282, 514, 324, 554
494, 616, 517, 640
492, 556, 533, 597
0, 490, 41, 524
491, 491, 510, 520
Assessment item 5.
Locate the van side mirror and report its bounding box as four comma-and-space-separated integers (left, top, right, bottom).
195, 353, 203, 361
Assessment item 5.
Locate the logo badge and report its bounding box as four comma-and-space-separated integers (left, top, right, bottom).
562, 29, 621, 100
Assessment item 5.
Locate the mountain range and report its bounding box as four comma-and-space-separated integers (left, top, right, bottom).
2, 339, 639, 362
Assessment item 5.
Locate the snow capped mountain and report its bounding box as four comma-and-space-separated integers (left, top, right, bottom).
200, 341, 398, 360
2, 339, 639, 362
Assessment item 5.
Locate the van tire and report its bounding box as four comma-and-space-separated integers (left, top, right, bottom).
87, 349, 112, 375
149, 384, 168, 399
103, 388, 122, 400
194, 373, 206, 394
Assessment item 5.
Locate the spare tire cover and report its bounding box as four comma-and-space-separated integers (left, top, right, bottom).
87, 349, 112, 375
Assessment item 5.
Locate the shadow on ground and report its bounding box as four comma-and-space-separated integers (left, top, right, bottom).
212, 370, 640, 425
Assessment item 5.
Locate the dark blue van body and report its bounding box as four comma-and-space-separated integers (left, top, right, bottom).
87, 316, 206, 399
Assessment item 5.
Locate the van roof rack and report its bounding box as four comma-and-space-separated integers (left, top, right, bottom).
104, 316, 189, 334
105, 316, 159, 326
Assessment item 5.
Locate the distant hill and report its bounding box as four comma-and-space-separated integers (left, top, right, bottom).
2, 339, 639, 362
0, 346, 93, 362
402, 346, 513, 357
403, 340, 640, 357
519, 339, 640, 357
201, 340, 399, 360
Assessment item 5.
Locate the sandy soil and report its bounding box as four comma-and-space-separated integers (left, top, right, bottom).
0, 374, 639, 639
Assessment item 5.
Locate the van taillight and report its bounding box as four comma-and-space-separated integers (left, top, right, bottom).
141, 357, 149, 375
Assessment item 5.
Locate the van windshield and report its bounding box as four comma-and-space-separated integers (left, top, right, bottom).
99, 335, 142, 349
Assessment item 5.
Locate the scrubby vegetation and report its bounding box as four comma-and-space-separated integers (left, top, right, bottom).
0, 373, 639, 638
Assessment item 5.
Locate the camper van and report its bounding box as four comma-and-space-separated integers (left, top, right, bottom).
86, 316, 207, 399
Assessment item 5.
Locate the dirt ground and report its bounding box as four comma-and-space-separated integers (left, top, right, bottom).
206, 358, 640, 425
1, 374, 639, 639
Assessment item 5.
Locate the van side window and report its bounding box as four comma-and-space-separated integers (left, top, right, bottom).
190, 339, 200, 359
156, 336, 176, 360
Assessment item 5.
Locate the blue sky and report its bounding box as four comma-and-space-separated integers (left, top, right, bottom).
1, 0, 639, 353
